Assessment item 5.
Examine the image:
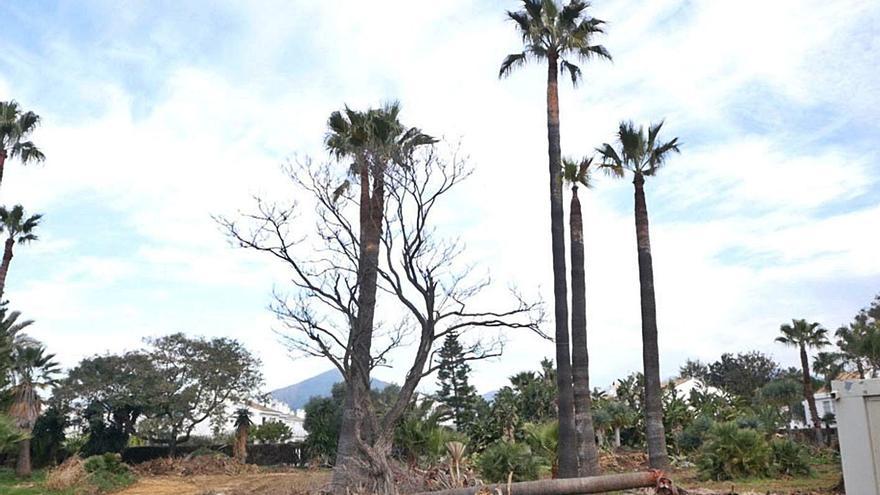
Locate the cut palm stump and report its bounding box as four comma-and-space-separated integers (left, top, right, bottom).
412, 470, 678, 495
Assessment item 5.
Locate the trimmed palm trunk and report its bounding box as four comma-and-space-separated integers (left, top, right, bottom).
0, 236, 14, 301
569, 185, 600, 476
546, 52, 578, 478
332, 159, 384, 487
233, 423, 248, 463
800, 344, 824, 444
0, 151, 6, 193
16, 437, 31, 477
632, 172, 669, 470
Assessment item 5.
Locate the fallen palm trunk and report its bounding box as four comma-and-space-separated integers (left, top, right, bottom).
411, 470, 667, 495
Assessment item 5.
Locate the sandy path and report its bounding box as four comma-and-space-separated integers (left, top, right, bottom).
117, 471, 330, 495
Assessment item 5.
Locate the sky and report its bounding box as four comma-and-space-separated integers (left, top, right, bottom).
0, 0, 878, 395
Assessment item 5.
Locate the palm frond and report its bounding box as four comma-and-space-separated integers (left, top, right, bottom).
499, 52, 528, 78
560, 59, 582, 86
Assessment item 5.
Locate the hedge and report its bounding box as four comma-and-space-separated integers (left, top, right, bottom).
121, 442, 309, 466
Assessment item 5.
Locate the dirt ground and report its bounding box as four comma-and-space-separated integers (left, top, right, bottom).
116, 470, 331, 495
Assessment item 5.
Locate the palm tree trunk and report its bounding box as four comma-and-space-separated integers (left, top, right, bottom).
0, 236, 14, 301
546, 53, 577, 479
632, 173, 669, 470
569, 187, 600, 476
15, 437, 31, 477
333, 160, 384, 489
0, 151, 6, 195
614, 427, 621, 448
800, 344, 824, 444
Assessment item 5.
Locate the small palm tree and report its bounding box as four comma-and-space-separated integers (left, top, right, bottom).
0, 101, 45, 194
604, 401, 636, 449
232, 408, 252, 463
0, 205, 42, 302
9, 343, 60, 477
499, 1, 610, 477
597, 121, 680, 469
0, 308, 35, 390
776, 319, 830, 444
562, 157, 599, 475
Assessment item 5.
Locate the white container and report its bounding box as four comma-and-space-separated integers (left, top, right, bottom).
832, 378, 880, 494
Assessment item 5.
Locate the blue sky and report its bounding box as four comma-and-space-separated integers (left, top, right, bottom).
0, 0, 878, 393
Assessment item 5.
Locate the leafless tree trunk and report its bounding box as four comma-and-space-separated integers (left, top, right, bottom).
220, 146, 544, 494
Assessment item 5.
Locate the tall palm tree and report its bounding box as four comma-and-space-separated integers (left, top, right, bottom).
8, 343, 60, 477
562, 157, 599, 475
0, 101, 45, 194
324, 103, 434, 485
232, 408, 252, 463
597, 120, 680, 469
0, 205, 41, 302
499, 0, 610, 477
0, 309, 35, 390
776, 319, 829, 444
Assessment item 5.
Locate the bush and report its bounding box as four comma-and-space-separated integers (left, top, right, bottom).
476, 441, 546, 483
83, 453, 136, 493
770, 438, 812, 477
697, 422, 771, 481
677, 415, 713, 453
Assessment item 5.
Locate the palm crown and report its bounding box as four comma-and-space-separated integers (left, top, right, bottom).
776, 319, 830, 349
9, 344, 60, 428
562, 156, 594, 189
597, 121, 681, 178
0, 205, 42, 244
499, 0, 611, 84
325, 101, 435, 167
0, 101, 45, 164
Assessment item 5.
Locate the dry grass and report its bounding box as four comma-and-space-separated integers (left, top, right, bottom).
116, 469, 330, 495
43, 456, 88, 492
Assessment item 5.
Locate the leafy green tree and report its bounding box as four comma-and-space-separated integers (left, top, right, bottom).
499, 0, 610, 477
303, 384, 344, 462
678, 359, 708, 380
776, 319, 829, 444
250, 420, 293, 444
435, 332, 479, 431
704, 351, 780, 399
9, 344, 60, 476
137, 333, 264, 454
29, 405, 66, 468
835, 294, 880, 377
597, 120, 680, 469
0, 205, 41, 301
0, 100, 45, 192
562, 157, 600, 474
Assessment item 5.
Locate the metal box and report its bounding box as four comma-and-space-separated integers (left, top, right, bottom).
833, 378, 880, 494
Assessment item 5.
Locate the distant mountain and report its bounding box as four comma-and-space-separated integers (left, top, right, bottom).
482, 390, 498, 401
270, 369, 392, 410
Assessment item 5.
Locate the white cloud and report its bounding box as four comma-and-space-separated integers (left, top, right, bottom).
0, 0, 877, 394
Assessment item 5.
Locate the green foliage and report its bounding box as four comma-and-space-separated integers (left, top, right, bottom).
394, 397, 465, 465
82, 453, 136, 493
250, 420, 293, 444
476, 441, 546, 483
697, 422, 771, 481
30, 406, 66, 467
302, 390, 342, 461
0, 414, 26, 453
770, 438, 812, 477
676, 415, 713, 453
704, 351, 781, 400
435, 332, 480, 431
522, 422, 557, 471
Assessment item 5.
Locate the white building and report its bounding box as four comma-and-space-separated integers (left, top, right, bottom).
191, 400, 307, 441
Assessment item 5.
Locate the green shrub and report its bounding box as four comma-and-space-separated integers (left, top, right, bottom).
770, 438, 812, 476
83, 453, 136, 493
476, 441, 546, 483
697, 422, 771, 481
677, 415, 713, 452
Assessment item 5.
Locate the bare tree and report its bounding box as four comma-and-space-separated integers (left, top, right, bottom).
220, 145, 544, 493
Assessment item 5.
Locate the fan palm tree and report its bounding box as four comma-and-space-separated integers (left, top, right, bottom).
0, 101, 45, 194
0, 205, 41, 302
562, 157, 599, 474
776, 319, 830, 444
596, 121, 680, 469
232, 408, 252, 463
604, 401, 636, 449
8, 343, 60, 477
324, 103, 434, 483
499, 0, 610, 477
0, 309, 35, 390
